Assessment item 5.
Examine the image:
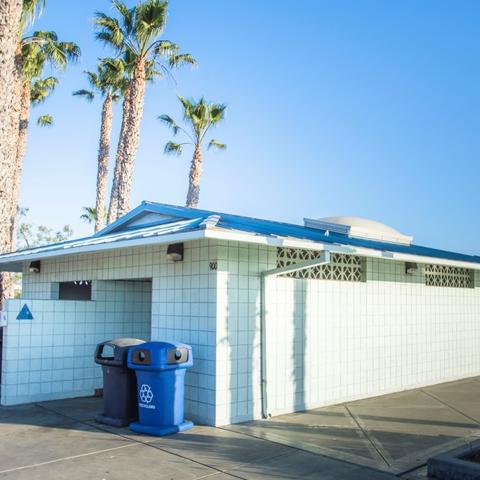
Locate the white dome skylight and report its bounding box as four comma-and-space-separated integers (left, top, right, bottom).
304, 216, 413, 245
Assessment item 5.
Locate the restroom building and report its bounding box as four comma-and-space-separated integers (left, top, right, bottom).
0, 201, 479, 426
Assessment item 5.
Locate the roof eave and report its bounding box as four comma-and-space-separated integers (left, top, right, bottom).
0, 229, 207, 271
203, 228, 480, 270
0, 225, 478, 273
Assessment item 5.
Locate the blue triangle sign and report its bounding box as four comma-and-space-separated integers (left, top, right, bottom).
17, 304, 33, 320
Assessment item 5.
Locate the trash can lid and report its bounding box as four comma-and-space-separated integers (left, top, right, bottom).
128, 341, 193, 370
138, 340, 187, 351
95, 338, 146, 366
109, 338, 146, 348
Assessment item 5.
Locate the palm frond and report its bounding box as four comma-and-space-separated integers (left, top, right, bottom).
80, 206, 99, 224
21, 31, 80, 79
153, 40, 179, 56
29, 30, 58, 43
178, 95, 194, 118
208, 139, 226, 150
85, 70, 100, 89
168, 53, 197, 69
111, 0, 134, 35
72, 89, 95, 102
31, 77, 58, 104
94, 12, 125, 49
164, 141, 183, 156
145, 59, 163, 81
57, 41, 81, 63
98, 57, 127, 94
34, 76, 57, 88
209, 103, 227, 123
37, 114, 53, 127
135, 0, 168, 49
165, 96, 227, 144
158, 114, 180, 135
100, 57, 125, 78
76, 58, 126, 99
21, 0, 45, 29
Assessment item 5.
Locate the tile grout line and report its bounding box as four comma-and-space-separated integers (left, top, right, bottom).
343, 404, 392, 469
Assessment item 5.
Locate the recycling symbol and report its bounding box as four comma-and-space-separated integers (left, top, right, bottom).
139, 384, 154, 404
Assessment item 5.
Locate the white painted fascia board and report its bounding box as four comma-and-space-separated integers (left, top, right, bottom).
202, 228, 480, 270
351, 246, 480, 270
202, 227, 335, 251
0, 229, 207, 267
1, 224, 478, 272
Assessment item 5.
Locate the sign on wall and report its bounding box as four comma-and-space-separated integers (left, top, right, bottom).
17, 304, 33, 320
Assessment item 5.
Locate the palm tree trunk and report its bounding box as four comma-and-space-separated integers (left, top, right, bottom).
115, 59, 146, 219
0, 0, 23, 308
186, 143, 202, 208
95, 92, 113, 232
9, 81, 31, 249
0, 0, 22, 210
107, 82, 131, 225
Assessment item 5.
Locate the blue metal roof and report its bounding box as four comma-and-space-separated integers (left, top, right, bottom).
136, 202, 480, 265
0, 217, 206, 261
1, 201, 479, 265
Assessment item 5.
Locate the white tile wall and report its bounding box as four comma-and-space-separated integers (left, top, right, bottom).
3, 238, 480, 428
1, 280, 151, 405
2, 241, 219, 425
214, 243, 480, 424
150, 240, 218, 425
265, 257, 480, 417
215, 241, 276, 425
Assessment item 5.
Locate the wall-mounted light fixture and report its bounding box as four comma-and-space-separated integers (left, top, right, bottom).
405, 262, 418, 275
28, 260, 41, 273
166, 243, 184, 262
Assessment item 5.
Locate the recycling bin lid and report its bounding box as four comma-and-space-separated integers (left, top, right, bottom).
95, 338, 146, 366
128, 341, 193, 370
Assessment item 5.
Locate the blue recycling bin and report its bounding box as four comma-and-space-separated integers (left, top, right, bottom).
127, 341, 193, 436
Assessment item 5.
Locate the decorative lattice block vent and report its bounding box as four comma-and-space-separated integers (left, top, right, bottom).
276, 248, 365, 282
425, 264, 473, 288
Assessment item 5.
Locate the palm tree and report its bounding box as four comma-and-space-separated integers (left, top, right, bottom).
9, 75, 57, 244
80, 206, 103, 226
9, 30, 80, 250
14, 74, 57, 192
106, 52, 161, 225
0, 0, 23, 306
36, 114, 53, 126
95, 0, 196, 222
159, 97, 227, 208
6, 1, 47, 244
74, 58, 125, 232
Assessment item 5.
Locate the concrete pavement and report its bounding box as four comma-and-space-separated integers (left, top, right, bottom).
227, 377, 480, 478
1, 377, 480, 479
0, 397, 395, 480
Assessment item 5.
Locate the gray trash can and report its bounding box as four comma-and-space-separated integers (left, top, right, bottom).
95, 338, 145, 427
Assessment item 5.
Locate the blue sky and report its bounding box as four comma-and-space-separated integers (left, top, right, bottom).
22, 0, 479, 254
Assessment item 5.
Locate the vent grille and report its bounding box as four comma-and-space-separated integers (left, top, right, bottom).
425, 264, 473, 288
276, 248, 364, 282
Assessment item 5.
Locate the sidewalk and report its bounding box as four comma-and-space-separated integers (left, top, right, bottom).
0, 396, 395, 480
